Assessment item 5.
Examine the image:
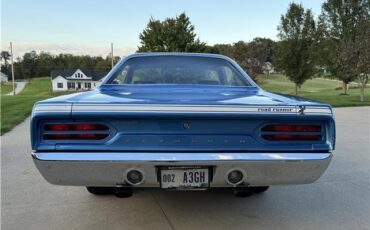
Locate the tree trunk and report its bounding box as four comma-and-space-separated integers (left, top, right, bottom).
294, 84, 298, 95
360, 84, 365, 102
342, 81, 348, 95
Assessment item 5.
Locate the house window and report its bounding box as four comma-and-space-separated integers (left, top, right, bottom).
85, 82, 91, 89
67, 82, 75, 89
57, 83, 63, 88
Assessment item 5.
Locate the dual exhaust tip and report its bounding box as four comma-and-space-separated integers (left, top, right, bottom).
226, 169, 245, 185
125, 169, 144, 185
125, 168, 246, 186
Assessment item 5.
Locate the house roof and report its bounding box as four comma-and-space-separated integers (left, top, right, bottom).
51, 69, 107, 81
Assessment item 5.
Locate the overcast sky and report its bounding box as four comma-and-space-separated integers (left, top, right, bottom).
1, 0, 324, 58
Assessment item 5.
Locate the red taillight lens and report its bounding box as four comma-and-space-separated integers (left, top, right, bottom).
44, 124, 71, 131
261, 125, 321, 132
262, 134, 321, 141
261, 124, 322, 141
43, 133, 109, 140
72, 124, 109, 131
44, 123, 109, 131
43, 123, 110, 140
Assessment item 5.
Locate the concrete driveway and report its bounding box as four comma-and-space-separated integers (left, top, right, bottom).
1, 107, 369, 230
6, 81, 27, 95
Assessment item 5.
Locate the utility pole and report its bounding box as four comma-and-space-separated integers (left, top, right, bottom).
10, 42, 15, 96
111, 42, 114, 69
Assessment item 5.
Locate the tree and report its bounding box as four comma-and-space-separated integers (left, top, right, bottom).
0, 51, 115, 80
276, 3, 317, 95
22, 51, 38, 80
211, 44, 234, 57
210, 40, 274, 80
138, 13, 206, 52
35, 52, 54, 77
357, 18, 370, 101
1, 51, 11, 65
95, 56, 120, 72
245, 38, 276, 76
248, 38, 275, 64
232, 41, 264, 79
317, 0, 370, 95
1, 51, 11, 76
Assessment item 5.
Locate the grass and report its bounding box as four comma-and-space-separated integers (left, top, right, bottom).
257, 74, 370, 107
1, 83, 13, 95
1, 78, 57, 135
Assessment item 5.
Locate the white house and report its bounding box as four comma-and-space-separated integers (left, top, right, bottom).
262, 62, 275, 74
51, 69, 107, 92
1, 72, 8, 83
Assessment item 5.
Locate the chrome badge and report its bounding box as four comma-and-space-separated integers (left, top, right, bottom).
183, 122, 190, 129
298, 106, 306, 115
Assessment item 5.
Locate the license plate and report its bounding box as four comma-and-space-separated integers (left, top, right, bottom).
160, 167, 209, 189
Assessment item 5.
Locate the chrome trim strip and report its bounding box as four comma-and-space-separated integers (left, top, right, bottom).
32, 152, 331, 162
304, 107, 332, 114
33, 103, 332, 115
72, 104, 301, 114
33, 104, 72, 112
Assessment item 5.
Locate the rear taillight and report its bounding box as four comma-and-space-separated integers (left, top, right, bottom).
261, 124, 322, 141
43, 123, 110, 140
43, 133, 109, 140
261, 125, 321, 132
262, 134, 321, 141
44, 124, 109, 131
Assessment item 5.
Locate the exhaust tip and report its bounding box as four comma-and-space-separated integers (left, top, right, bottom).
126, 169, 144, 185
226, 169, 244, 185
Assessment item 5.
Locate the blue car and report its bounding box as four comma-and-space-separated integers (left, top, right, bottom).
31, 53, 335, 197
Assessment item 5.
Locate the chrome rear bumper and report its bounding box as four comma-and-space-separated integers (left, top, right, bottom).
32, 152, 332, 187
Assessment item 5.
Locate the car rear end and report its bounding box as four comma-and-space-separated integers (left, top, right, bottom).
31, 102, 335, 189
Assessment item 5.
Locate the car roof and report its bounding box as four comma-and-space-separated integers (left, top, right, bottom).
100, 52, 258, 87
124, 52, 232, 60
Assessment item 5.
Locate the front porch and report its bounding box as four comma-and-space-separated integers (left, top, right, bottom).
67, 81, 94, 90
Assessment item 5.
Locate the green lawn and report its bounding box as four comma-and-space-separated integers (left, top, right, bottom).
257, 74, 370, 107
1, 78, 57, 135
1, 84, 13, 95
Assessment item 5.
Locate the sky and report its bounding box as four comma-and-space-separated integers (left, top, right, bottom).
1, 0, 324, 58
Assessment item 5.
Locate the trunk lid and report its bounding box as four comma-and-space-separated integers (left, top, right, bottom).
32, 86, 335, 152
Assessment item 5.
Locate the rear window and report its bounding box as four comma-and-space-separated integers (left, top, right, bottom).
107, 56, 250, 86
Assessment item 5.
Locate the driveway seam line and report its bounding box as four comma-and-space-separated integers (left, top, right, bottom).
150, 191, 176, 230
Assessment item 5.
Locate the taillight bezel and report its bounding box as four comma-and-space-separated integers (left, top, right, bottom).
44, 123, 109, 132
40, 121, 113, 142
259, 123, 325, 142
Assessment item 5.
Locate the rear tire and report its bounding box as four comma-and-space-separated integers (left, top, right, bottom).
249, 186, 269, 193
86, 186, 115, 195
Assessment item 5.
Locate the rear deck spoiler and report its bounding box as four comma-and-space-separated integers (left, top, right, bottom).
32, 103, 333, 116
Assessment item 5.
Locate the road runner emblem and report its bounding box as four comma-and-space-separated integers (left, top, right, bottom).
298, 106, 306, 115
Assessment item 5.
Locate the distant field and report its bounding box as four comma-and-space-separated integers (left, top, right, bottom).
1, 78, 58, 134
257, 74, 370, 107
